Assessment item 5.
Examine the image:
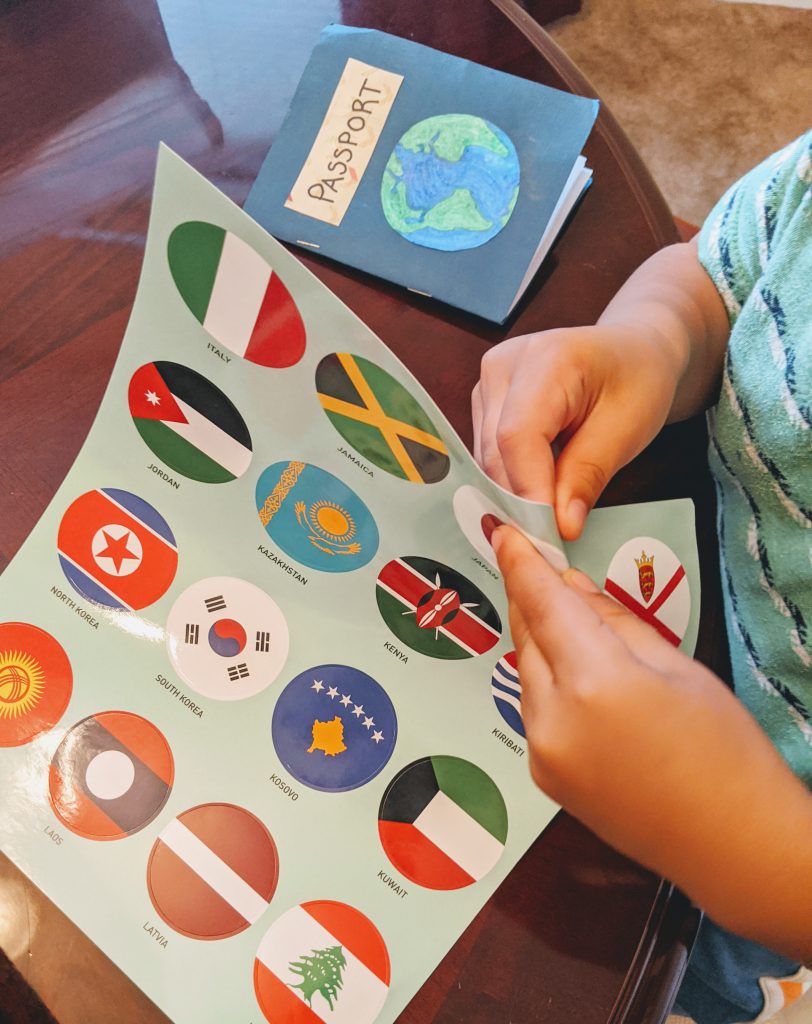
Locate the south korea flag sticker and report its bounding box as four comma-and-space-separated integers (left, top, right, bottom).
166, 577, 289, 700
604, 537, 691, 648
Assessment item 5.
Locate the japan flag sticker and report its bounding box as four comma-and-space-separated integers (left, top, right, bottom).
603, 537, 690, 648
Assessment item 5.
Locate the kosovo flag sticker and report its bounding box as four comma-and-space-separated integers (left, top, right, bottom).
167, 221, 306, 368
315, 353, 450, 484
0, 623, 73, 747
166, 577, 289, 701
272, 665, 397, 793
378, 755, 508, 890
254, 900, 390, 1024
376, 556, 501, 659
604, 537, 690, 648
491, 651, 525, 738
148, 802, 279, 940
57, 488, 178, 611
128, 361, 252, 483
256, 461, 378, 573
49, 711, 173, 840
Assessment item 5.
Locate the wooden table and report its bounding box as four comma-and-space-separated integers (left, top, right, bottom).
0, 1, 725, 1021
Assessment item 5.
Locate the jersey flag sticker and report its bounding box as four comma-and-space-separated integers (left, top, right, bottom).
604, 537, 691, 647
0, 623, 73, 747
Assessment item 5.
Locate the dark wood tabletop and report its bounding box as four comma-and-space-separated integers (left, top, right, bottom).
0, 1, 723, 1022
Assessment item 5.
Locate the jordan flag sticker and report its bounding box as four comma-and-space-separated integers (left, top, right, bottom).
376, 556, 501, 659
148, 802, 279, 940
0, 623, 72, 747
49, 711, 173, 840
271, 665, 397, 793
167, 221, 306, 368
491, 651, 525, 738
128, 361, 252, 483
166, 577, 289, 701
604, 537, 690, 648
315, 352, 450, 484
378, 755, 507, 890
57, 488, 178, 610
254, 900, 390, 1024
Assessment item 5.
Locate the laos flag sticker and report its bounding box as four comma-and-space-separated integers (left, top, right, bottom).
604, 537, 690, 648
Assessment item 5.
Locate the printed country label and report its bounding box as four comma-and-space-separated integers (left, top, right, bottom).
256, 461, 378, 573
378, 755, 507, 890
167, 221, 306, 367
49, 711, 173, 840
0, 623, 72, 747
128, 361, 252, 483
315, 353, 449, 484
491, 651, 524, 738
148, 802, 279, 940
376, 556, 501, 660
57, 488, 178, 611
166, 577, 289, 701
604, 537, 690, 647
271, 665, 397, 792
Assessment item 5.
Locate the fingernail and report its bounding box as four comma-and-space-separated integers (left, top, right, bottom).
566, 498, 588, 535
481, 513, 505, 545
489, 525, 506, 554
562, 567, 601, 594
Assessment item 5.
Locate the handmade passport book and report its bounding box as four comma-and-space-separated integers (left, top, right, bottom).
245, 25, 599, 324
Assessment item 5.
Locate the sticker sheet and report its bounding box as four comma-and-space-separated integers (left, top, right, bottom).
0, 146, 700, 1024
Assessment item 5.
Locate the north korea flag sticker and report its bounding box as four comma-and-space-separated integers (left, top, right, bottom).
604, 537, 691, 648
0, 623, 73, 747
148, 802, 279, 940
49, 711, 173, 840
254, 900, 390, 1024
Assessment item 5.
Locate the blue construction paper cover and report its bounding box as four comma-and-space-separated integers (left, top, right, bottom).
246, 26, 599, 323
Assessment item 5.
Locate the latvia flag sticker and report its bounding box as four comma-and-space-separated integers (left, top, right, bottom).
0, 623, 73, 747
167, 221, 306, 368
254, 900, 390, 1024
604, 537, 691, 648
378, 755, 508, 890
148, 802, 279, 940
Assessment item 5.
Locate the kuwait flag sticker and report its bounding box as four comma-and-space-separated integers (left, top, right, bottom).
0, 623, 72, 747
604, 537, 691, 648
128, 361, 252, 483
148, 802, 279, 940
167, 221, 306, 368
378, 755, 508, 890
49, 711, 173, 840
491, 651, 525, 738
254, 900, 390, 1024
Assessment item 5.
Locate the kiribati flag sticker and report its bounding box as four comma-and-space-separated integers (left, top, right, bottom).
272, 665, 397, 793
166, 577, 289, 701
167, 221, 306, 368
491, 651, 525, 738
57, 488, 177, 611
254, 900, 390, 1024
256, 461, 379, 573
604, 537, 690, 647
378, 755, 508, 890
49, 711, 173, 840
0, 623, 73, 747
128, 361, 252, 483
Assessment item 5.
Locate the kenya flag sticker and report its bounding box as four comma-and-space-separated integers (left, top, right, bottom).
604, 537, 691, 647
254, 900, 390, 1024
0, 623, 72, 747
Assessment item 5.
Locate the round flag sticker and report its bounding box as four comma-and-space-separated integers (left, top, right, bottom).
491, 651, 525, 738
315, 353, 450, 484
0, 623, 73, 747
604, 537, 691, 648
148, 802, 279, 940
166, 577, 289, 701
49, 711, 173, 840
378, 755, 508, 890
376, 556, 501, 660
254, 900, 390, 1024
167, 221, 306, 368
128, 361, 252, 483
271, 665, 397, 793
256, 461, 379, 573
57, 488, 178, 610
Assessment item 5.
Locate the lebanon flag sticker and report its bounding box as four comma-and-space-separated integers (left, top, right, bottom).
491, 651, 525, 738
148, 802, 279, 940
49, 711, 173, 840
254, 900, 390, 1024
0, 623, 72, 747
378, 755, 508, 890
167, 221, 306, 368
57, 488, 178, 611
128, 361, 252, 483
604, 537, 691, 647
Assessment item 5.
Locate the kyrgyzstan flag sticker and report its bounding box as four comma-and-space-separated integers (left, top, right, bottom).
167, 221, 306, 368
128, 361, 252, 483
0, 623, 72, 747
49, 711, 173, 840
148, 802, 279, 940
254, 900, 390, 1024
378, 755, 508, 890
491, 651, 525, 738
